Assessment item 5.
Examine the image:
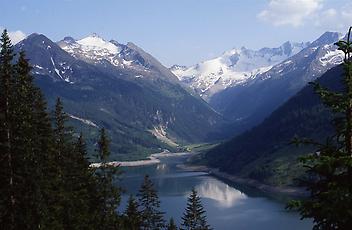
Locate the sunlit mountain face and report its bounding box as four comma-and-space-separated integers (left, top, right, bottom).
171, 41, 309, 101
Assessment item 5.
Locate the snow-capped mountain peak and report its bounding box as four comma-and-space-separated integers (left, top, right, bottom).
57, 34, 179, 83
58, 34, 126, 67
76, 34, 120, 54
171, 41, 309, 100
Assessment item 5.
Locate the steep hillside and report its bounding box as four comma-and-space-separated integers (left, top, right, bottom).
205, 65, 343, 186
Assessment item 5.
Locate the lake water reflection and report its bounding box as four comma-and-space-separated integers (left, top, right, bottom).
196, 180, 247, 208
119, 155, 312, 230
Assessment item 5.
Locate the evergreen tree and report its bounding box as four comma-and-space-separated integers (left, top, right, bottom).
12, 51, 43, 229
138, 174, 165, 230
0, 30, 54, 229
52, 99, 98, 229
51, 97, 74, 229
0, 31, 123, 229
31, 89, 57, 229
70, 133, 97, 230
167, 218, 178, 230
181, 189, 211, 230
0, 29, 16, 229
123, 195, 142, 230
95, 128, 121, 230
52, 98, 96, 229
53, 97, 73, 156
288, 26, 352, 229
0, 30, 42, 229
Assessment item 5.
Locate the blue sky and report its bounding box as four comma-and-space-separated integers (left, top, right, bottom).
1, 0, 352, 66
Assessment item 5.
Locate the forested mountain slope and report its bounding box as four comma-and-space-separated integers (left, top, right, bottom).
205, 65, 343, 186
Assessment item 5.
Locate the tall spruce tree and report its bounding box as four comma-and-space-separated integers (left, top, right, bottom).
53, 97, 73, 156
0, 30, 54, 229
123, 195, 142, 230
12, 51, 43, 229
52, 99, 99, 229
138, 174, 165, 230
69, 133, 98, 230
288, 27, 352, 229
31, 88, 57, 229
181, 188, 211, 230
95, 128, 121, 230
51, 97, 74, 229
0, 29, 16, 229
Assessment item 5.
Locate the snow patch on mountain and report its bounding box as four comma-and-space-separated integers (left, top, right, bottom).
76, 34, 120, 54
57, 34, 180, 83
59, 34, 123, 67
319, 46, 344, 66
34, 65, 44, 70
171, 42, 308, 100
58, 34, 149, 72
31, 57, 73, 83
68, 114, 99, 128
50, 57, 73, 83
255, 32, 343, 84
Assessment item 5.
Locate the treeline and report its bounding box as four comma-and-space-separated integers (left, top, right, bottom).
0, 29, 211, 230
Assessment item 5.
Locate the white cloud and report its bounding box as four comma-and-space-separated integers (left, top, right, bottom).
0, 27, 27, 44
257, 0, 323, 27
315, 4, 352, 31
341, 5, 352, 27
258, 0, 352, 31
9, 30, 27, 44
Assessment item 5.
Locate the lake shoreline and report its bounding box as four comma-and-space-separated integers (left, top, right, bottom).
178, 163, 308, 198
120, 152, 312, 230
93, 151, 308, 198
90, 151, 194, 168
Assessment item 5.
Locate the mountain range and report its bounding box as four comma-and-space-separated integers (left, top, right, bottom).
173, 32, 344, 136
171, 41, 308, 100
13, 30, 346, 162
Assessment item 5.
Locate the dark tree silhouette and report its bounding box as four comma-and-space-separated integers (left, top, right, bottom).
138, 174, 165, 230
181, 188, 211, 230
289, 26, 352, 229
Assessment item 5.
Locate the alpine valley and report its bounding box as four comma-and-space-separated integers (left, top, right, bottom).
4, 0, 352, 228
15, 31, 345, 165
172, 31, 347, 187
